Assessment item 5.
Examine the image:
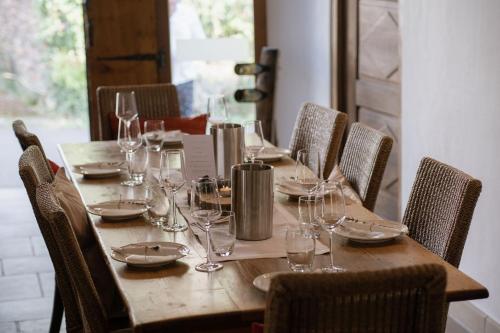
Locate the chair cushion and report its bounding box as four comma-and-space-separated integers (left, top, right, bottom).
52, 168, 93, 249
328, 164, 363, 205
108, 113, 207, 138
48, 159, 60, 174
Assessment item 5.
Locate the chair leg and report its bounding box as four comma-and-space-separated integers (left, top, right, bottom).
49, 284, 64, 333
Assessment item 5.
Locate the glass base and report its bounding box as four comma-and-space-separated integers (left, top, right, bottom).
121, 179, 143, 187
195, 262, 223, 272
321, 265, 346, 273
162, 223, 188, 232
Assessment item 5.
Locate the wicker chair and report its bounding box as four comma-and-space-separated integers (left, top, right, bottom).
36, 183, 110, 333
289, 102, 348, 179
13, 119, 55, 179
403, 157, 482, 268
18, 146, 82, 333
264, 264, 447, 333
95, 83, 181, 140
338, 122, 393, 211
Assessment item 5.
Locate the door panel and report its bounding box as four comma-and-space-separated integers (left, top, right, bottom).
356, 0, 400, 220
84, 0, 170, 140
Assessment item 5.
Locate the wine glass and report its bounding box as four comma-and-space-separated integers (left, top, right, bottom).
117, 118, 143, 186
206, 95, 228, 133
295, 149, 317, 193
298, 195, 324, 239
144, 120, 165, 151
160, 149, 187, 232
115, 91, 138, 124
317, 181, 347, 272
190, 178, 223, 272
243, 120, 264, 163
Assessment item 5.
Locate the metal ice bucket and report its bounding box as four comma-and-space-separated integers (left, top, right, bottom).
210, 123, 244, 179
231, 163, 274, 240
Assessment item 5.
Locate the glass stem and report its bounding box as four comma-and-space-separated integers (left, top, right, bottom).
171, 191, 178, 227
126, 151, 133, 179
329, 232, 334, 268
205, 223, 212, 265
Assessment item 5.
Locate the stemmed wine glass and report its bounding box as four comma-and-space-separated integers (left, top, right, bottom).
317, 181, 347, 272
160, 149, 188, 232
115, 91, 138, 124
243, 120, 265, 163
206, 95, 228, 133
190, 178, 223, 272
144, 120, 165, 151
117, 118, 143, 186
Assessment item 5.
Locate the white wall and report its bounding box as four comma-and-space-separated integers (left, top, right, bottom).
400, 0, 500, 324
266, 0, 331, 147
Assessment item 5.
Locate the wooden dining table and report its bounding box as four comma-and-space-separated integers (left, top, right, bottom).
59, 141, 488, 333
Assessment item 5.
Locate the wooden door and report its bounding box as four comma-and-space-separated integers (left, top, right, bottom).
333, 0, 400, 220
84, 0, 171, 140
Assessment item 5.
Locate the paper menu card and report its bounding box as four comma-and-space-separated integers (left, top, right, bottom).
182, 135, 217, 182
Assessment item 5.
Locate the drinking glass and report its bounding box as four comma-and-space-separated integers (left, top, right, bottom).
144, 120, 165, 151
243, 120, 264, 163
206, 95, 228, 133
317, 181, 347, 272
145, 184, 169, 226
210, 211, 236, 257
295, 149, 317, 193
130, 145, 148, 184
160, 149, 187, 232
286, 228, 315, 272
190, 178, 223, 272
117, 118, 143, 186
115, 91, 138, 124
298, 195, 324, 239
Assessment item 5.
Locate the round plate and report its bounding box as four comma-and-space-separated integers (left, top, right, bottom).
73, 162, 125, 179
333, 220, 408, 244
256, 153, 284, 163
262, 147, 291, 155
253, 272, 286, 292
87, 200, 146, 221
111, 241, 190, 268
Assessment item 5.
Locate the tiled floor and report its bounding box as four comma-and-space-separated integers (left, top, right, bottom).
0, 188, 64, 332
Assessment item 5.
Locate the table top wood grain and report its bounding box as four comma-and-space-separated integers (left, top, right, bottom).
58, 141, 488, 332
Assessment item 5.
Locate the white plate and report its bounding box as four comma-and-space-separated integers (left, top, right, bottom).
262, 147, 291, 155
111, 242, 190, 268
253, 272, 287, 292
333, 218, 408, 244
73, 162, 125, 179
87, 200, 147, 221
275, 178, 328, 198
256, 153, 285, 163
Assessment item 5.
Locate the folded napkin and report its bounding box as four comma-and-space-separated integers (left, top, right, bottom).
275, 177, 317, 196
124, 254, 178, 264
342, 218, 408, 234
96, 208, 145, 217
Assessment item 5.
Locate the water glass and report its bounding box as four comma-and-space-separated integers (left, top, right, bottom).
286, 229, 315, 272
130, 146, 148, 184
115, 91, 138, 123
144, 120, 165, 151
243, 120, 265, 163
210, 211, 236, 256
298, 195, 324, 239
145, 184, 169, 226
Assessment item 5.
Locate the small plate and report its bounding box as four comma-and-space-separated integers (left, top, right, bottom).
262, 147, 291, 155
275, 178, 326, 198
111, 242, 190, 268
253, 272, 287, 292
87, 200, 147, 221
256, 153, 285, 163
333, 218, 408, 244
73, 162, 125, 179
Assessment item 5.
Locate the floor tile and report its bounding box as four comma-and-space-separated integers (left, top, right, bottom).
30, 236, 48, 257
0, 322, 17, 333
0, 237, 33, 258
2, 256, 53, 276
0, 224, 40, 239
0, 297, 52, 322
0, 274, 41, 302
38, 272, 55, 298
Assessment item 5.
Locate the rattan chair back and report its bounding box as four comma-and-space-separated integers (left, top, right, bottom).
18, 146, 82, 331
264, 264, 447, 333
289, 102, 347, 179
338, 122, 393, 211
36, 182, 108, 333
403, 157, 482, 267
95, 83, 181, 140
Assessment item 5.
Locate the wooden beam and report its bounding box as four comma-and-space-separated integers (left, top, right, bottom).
253, 0, 267, 60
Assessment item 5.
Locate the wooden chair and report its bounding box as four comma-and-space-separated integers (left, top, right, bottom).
18, 146, 81, 333
264, 264, 447, 333
36, 183, 131, 333
12, 119, 56, 179
403, 157, 482, 268
338, 122, 393, 211
288, 102, 348, 179
95, 83, 181, 140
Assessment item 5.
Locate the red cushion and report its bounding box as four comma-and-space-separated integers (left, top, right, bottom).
108, 113, 207, 138
251, 322, 264, 333
48, 159, 60, 174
